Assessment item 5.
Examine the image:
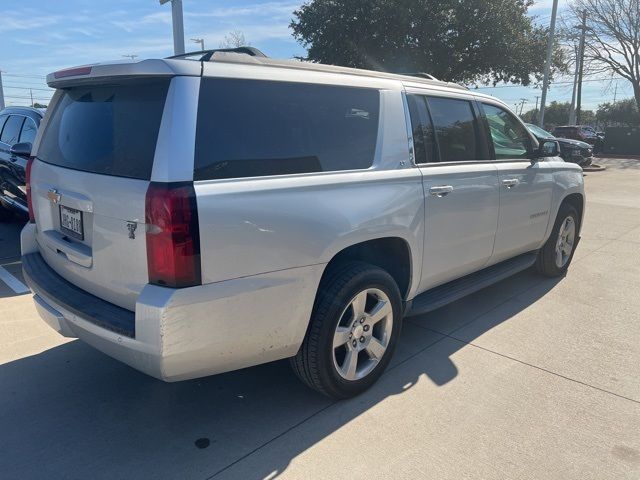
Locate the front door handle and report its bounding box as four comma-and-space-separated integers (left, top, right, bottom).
429, 185, 454, 197
502, 178, 520, 188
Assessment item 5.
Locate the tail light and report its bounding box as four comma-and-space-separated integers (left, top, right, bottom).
145, 182, 201, 288
26, 156, 35, 223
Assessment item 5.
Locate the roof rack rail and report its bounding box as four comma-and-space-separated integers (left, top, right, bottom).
167, 46, 267, 62
399, 72, 439, 81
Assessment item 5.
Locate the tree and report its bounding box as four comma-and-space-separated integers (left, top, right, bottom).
33, 102, 48, 109
220, 31, 249, 49
570, 0, 640, 113
596, 98, 640, 125
521, 101, 595, 127
291, 0, 567, 85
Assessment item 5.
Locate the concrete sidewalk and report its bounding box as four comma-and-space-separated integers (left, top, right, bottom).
0, 158, 638, 479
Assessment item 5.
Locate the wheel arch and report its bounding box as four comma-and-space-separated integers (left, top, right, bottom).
320, 237, 413, 301
559, 192, 585, 234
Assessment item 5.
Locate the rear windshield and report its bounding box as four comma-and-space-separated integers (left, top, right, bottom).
194, 78, 380, 180
38, 79, 170, 180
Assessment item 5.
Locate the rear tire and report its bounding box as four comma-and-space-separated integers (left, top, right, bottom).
291, 262, 402, 399
536, 203, 579, 277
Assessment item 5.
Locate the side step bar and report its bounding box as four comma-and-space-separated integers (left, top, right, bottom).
406, 251, 538, 317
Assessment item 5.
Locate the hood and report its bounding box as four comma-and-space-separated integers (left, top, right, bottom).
556, 138, 591, 148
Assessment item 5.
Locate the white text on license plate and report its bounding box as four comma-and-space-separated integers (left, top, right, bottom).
60, 206, 83, 239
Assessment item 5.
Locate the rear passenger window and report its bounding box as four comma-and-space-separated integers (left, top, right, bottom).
1, 115, 25, 146
407, 95, 436, 164
194, 78, 380, 180
426, 97, 484, 162
482, 103, 530, 159
19, 118, 38, 145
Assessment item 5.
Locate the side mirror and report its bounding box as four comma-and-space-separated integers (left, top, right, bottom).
9, 142, 32, 157
536, 140, 559, 158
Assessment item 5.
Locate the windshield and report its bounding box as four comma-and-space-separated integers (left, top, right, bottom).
525, 123, 555, 139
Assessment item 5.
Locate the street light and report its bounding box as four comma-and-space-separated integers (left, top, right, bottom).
122, 54, 138, 60
159, 0, 185, 55
191, 38, 205, 51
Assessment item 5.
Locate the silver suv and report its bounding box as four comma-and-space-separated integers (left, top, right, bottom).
22, 50, 584, 398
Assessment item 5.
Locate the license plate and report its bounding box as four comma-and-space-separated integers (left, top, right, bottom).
59, 205, 84, 240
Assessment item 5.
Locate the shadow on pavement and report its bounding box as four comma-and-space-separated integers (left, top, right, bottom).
0, 269, 563, 480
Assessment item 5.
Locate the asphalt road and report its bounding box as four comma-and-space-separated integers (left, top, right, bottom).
1, 158, 639, 480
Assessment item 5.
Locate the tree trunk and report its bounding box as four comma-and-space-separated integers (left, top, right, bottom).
633, 81, 640, 118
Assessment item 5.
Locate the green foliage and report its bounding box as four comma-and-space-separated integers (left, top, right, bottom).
521, 102, 595, 128
596, 98, 640, 126
291, 0, 567, 85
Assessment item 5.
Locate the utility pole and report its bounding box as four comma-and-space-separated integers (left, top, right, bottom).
159, 0, 185, 55
29, 89, 34, 107
191, 38, 205, 51
613, 81, 618, 103
538, 0, 559, 127
532, 96, 540, 123
576, 11, 587, 125
0, 71, 5, 110
568, 44, 581, 125
518, 98, 528, 115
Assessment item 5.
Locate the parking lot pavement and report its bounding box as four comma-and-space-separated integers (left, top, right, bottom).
1, 158, 639, 480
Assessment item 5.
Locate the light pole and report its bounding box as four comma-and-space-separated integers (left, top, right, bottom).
538, 0, 559, 127
0, 71, 5, 110
191, 38, 205, 51
159, 0, 185, 55
122, 54, 138, 60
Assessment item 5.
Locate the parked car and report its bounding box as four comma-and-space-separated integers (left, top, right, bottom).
553, 125, 604, 153
526, 123, 593, 167
0, 106, 44, 220
21, 50, 584, 399
581, 125, 605, 140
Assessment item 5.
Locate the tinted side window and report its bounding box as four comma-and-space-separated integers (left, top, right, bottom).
1, 115, 25, 146
482, 104, 530, 159
19, 118, 38, 145
426, 97, 484, 162
194, 78, 380, 180
406, 94, 436, 164
0, 115, 8, 136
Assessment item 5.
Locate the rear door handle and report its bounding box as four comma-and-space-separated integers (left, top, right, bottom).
429, 185, 454, 197
502, 178, 520, 188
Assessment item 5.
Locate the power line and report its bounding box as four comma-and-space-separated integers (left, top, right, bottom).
3, 85, 53, 92
471, 76, 627, 90
4, 94, 53, 101
2, 73, 46, 79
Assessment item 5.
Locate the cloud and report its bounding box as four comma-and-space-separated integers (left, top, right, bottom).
185, 1, 300, 19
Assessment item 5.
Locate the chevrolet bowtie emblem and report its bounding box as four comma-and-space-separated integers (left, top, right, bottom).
47, 188, 61, 204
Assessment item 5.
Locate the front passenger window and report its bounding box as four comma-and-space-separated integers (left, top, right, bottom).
482, 104, 530, 160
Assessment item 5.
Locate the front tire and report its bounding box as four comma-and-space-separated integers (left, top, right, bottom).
536, 203, 579, 277
291, 262, 402, 399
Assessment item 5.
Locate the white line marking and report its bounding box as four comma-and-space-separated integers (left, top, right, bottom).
0, 266, 30, 294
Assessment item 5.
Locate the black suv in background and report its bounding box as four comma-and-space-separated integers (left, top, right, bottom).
526, 123, 593, 167
0, 106, 44, 220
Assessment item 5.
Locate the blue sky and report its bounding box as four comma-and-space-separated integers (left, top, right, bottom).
0, 0, 631, 112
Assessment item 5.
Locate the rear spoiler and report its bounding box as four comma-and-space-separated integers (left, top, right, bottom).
47, 59, 201, 88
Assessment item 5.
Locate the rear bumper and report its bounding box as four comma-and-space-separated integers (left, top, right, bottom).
21, 224, 323, 381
